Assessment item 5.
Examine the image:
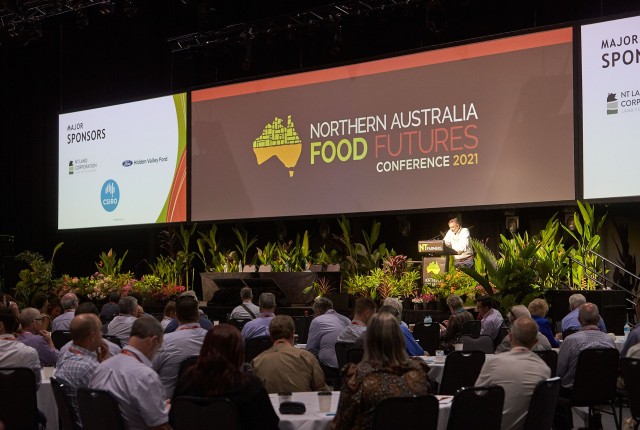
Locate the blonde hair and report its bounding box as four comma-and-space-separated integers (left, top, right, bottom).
527, 298, 549, 317
363, 312, 409, 367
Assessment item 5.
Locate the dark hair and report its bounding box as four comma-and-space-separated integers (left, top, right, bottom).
76, 302, 99, 316
175, 296, 199, 323
0, 307, 20, 333
269, 315, 295, 341
354, 297, 376, 315
108, 292, 120, 303
476, 295, 493, 309
31, 292, 49, 310
189, 324, 249, 396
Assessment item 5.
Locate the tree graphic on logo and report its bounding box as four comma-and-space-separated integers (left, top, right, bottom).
253, 115, 302, 177
607, 93, 618, 115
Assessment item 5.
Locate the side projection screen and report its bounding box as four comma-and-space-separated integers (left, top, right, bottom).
58, 94, 187, 229
191, 29, 575, 221
582, 15, 640, 200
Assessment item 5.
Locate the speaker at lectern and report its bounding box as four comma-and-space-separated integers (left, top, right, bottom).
418, 240, 456, 287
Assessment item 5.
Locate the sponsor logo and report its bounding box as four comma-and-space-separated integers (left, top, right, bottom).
68, 161, 74, 175
607, 93, 618, 115
122, 160, 133, 167
101, 179, 120, 212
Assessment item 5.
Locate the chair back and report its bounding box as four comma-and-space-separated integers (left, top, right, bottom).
172, 396, 239, 430
0, 367, 39, 430
562, 329, 579, 340
534, 349, 558, 377
335, 341, 354, 370
447, 385, 505, 430
621, 357, 640, 422
372, 395, 439, 430
52, 330, 72, 350
523, 377, 561, 430
439, 351, 486, 395
102, 334, 123, 348
494, 326, 509, 350
292, 315, 312, 344
77, 388, 125, 430
461, 334, 494, 354
245, 336, 273, 363
178, 355, 199, 380
413, 322, 440, 356
462, 320, 481, 337
227, 318, 251, 331
50, 376, 80, 430
571, 348, 619, 406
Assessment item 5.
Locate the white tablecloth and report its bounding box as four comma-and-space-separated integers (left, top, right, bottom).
37, 369, 58, 430
270, 391, 450, 430
420, 354, 497, 384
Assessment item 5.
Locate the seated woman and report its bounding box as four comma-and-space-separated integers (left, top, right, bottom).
173, 324, 279, 430
332, 312, 433, 430
528, 298, 560, 348
438, 294, 474, 351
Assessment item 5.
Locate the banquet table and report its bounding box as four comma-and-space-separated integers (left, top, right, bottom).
269, 391, 451, 430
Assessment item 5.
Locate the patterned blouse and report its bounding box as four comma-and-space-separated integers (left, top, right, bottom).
440, 308, 474, 352
331, 358, 433, 430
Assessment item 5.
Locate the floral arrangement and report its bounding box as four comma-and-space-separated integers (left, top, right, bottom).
55, 273, 185, 301
430, 268, 480, 300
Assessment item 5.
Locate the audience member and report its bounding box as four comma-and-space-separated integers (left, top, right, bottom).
58, 302, 122, 356
557, 303, 616, 390
55, 313, 110, 428
153, 296, 208, 398
230, 287, 260, 320
252, 315, 329, 393
621, 299, 640, 357
495, 305, 551, 353
90, 316, 170, 430
439, 294, 474, 351
31, 293, 51, 331
173, 324, 279, 430
560, 293, 606, 336
0, 307, 41, 387
164, 291, 213, 333
47, 298, 63, 322
242, 292, 277, 340
17, 307, 59, 366
528, 298, 559, 348
378, 305, 424, 356
306, 297, 350, 369
475, 317, 551, 430
52, 293, 78, 331
331, 312, 433, 430
337, 298, 376, 343
0, 293, 20, 319
100, 292, 121, 319
106, 296, 138, 347
476, 295, 504, 340
382, 297, 408, 328
160, 301, 176, 330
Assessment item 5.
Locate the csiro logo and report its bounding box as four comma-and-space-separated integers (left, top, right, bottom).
101, 179, 120, 212
607, 93, 618, 115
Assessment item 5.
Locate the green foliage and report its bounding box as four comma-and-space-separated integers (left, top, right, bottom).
154, 224, 198, 288
535, 214, 570, 289
14, 242, 63, 308
196, 224, 221, 271
314, 246, 341, 266
233, 227, 258, 268
562, 201, 607, 289
342, 255, 419, 300
303, 277, 336, 298
335, 216, 392, 277
95, 249, 129, 276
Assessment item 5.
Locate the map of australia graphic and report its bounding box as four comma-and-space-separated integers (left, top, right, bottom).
253, 115, 302, 177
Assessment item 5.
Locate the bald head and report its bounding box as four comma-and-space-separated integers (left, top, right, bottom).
19, 308, 42, 332
70, 313, 102, 350
578, 303, 600, 326
509, 317, 539, 349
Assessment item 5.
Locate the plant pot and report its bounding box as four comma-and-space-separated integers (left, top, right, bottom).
427, 301, 438, 310
413, 303, 422, 310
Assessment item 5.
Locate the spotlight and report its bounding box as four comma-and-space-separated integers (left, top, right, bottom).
99, 2, 115, 16
123, 0, 138, 18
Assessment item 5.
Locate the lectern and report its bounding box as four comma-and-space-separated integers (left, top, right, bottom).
418, 240, 456, 286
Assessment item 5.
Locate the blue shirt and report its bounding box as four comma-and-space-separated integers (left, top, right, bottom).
165, 315, 213, 333
561, 308, 606, 333
241, 312, 275, 340
306, 309, 351, 368
401, 325, 424, 356
621, 326, 640, 357
532, 315, 560, 348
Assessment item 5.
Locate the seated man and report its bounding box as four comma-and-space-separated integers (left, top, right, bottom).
153, 296, 208, 398
164, 291, 213, 333
337, 298, 376, 343
106, 296, 138, 347
557, 302, 616, 390
475, 317, 551, 430
59, 302, 121, 357
17, 307, 59, 366
230, 287, 260, 320
560, 293, 606, 335
52, 293, 78, 332
160, 301, 176, 330
476, 295, 504, 340
242, 292, 277, 340
100, 292, 121, 319
252, 315, 329, 393
0, 307, 41, 388
378, 305, 424, 356
90, 316, 170, 430
495, 305, 551, 353
55, 313, 110, 428
306, 297, 351, 370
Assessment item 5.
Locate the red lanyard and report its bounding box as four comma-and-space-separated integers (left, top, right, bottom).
121, 349, 142, 363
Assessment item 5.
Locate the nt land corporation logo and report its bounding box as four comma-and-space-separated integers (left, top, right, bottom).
607, 93, 619, 115
101, 179, 119, 212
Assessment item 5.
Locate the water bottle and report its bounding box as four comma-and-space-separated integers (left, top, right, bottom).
624, 322, 631, 340
424, 314, 432, 324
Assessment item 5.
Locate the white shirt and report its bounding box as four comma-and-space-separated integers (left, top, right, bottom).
444, 227, 473, 260
0, 334, 42, 388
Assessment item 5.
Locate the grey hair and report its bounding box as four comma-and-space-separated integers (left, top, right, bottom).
19, 308, 41, 328
240, 287, 253, 300
446, 294, 463, 310
259, 292, 276, 310
313, 296, 334, 313
119, 296, 138, 315
61, 293, 79, 310
569, 294, 586, 309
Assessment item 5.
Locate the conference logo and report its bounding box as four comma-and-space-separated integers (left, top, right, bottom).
101, 179, 120, 212
607, 93, 618, 115
252, 115, 302, 177
122, 160, 133, 167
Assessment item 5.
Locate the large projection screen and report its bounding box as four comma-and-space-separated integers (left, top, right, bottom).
582, 15, 640, 200
192, 29, 575, 221
58, 94, 187, 229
